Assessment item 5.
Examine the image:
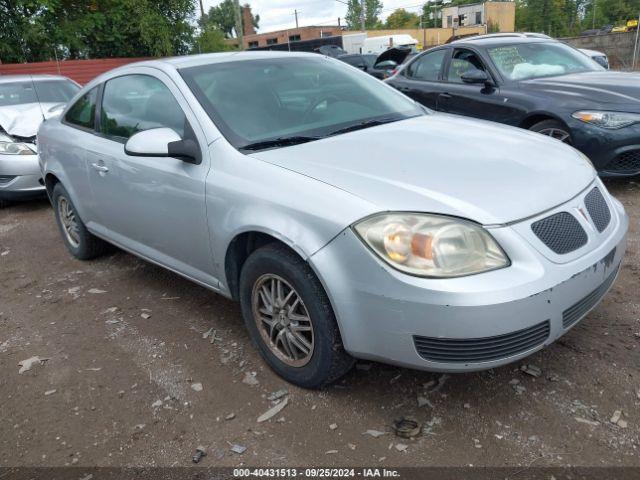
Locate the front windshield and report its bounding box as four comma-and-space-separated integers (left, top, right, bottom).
180, 56, 424, 150
0, 80, 79, 107
487, 42, 603, 81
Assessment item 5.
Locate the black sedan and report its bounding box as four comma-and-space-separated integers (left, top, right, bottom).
386, 35, 640, 176
339, 48, 411, 80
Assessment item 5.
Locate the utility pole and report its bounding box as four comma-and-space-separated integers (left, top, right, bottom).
592, 0, 596, 29
361, 0, 366, 31
633, 12, 640, 70
294, 9, 299, 28
198, 0, 205, 17
234, 0, 243, 43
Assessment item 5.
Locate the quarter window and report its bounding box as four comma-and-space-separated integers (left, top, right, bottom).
64, 87, 98, 129
406, 49, 446, 81
100, 75, 186, 140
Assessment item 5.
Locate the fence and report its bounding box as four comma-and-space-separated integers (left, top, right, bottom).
561, 31, 639, 70
0, 57, 149, 85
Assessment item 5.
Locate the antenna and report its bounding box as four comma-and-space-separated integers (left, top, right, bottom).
30, 76, 47, 123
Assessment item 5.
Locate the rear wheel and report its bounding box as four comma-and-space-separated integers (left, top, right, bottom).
529, 119, 572, 144
239, 243, 354, 388
52, 183, 110, 260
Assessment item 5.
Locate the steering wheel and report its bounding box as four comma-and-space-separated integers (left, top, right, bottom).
301, 93, 342, 123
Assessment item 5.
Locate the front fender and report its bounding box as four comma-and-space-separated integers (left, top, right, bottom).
206, 140, 376, 293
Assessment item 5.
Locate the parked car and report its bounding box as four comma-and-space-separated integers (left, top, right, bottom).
579, 48, 610, 69
386, 35, 640, 176
338, 47, 411, 79
0, 74, 80, 207
39, 52, 628, 388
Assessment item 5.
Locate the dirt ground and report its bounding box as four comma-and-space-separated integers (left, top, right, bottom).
0, 178, 638, 469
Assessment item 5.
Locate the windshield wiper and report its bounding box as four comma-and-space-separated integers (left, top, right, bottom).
325, 116, 406, 137
240, 136, 321, 151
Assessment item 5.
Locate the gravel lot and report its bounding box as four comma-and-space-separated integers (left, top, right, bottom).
0, 179, 638, 468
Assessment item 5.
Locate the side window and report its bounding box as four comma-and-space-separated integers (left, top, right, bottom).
446, 49, 487, 83
64, 87, 98, 129
100, 75, 186, 141
406, 50, 446, 81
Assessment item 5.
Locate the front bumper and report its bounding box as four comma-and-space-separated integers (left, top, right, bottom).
0, 152, 46, 200
569, 118, 640, 176
310, 181, 628, 372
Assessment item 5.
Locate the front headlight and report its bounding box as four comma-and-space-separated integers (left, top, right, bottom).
0, 141, 36, 155
572, 111, 640, 129
354, 213, 509, 278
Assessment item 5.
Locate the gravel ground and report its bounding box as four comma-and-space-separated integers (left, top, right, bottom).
0, 179, 638, 468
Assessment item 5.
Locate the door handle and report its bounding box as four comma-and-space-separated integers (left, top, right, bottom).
439, 92, 452, 99
91, 163, 109, 173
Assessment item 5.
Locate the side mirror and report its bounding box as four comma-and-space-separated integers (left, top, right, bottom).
461, 69, 493, 86
125, 127, 199, 164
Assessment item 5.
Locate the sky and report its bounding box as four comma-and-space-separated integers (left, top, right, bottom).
201, 0, 429, 33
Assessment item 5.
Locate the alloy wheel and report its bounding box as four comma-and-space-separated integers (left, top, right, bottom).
57, 196, 80, 248
537, 127, 571, 144
251, 273, 314, 367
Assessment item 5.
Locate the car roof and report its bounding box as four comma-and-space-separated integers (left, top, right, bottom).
0, 74, 72, 84
451, 35, 555, 47
120, 51, 321, 72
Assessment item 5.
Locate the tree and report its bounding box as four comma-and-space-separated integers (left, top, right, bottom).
204, 0, 260, 38
345, 0, 383, 29
386, 9, 420, 29
0, 0, 196, 63
194, 24, 234, 53
204, 0, 237, 38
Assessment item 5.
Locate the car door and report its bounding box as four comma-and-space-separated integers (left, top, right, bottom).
437, 47, 520, 124
389, 48, 448, 109
86, 70, 216, 286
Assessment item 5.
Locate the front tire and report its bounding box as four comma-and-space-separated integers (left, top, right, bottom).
529, 119, 572, 144
239, 243, 354, 389
52, 183, 109, 260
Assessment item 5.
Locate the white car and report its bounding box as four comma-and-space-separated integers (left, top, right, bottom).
579, 48, 610, 69
0, 74, 79, 207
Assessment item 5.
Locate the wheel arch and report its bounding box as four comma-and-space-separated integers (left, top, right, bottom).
224, 229, 307, 301
44, 173, 61, 201
518, 112, 569, 130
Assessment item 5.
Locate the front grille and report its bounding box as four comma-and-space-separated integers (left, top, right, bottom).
584, 187, 611, 232
531, 212, 587, 254
413, 320, 550, 363
0, 175, 17, 185
562, 265, 619, 329
604, 150, 640, 173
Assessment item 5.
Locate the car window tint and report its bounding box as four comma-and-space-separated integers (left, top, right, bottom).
447, 50, 486, 83
407, 50, 446, 81
100, 75, 185, 140
64, 87, 98, 129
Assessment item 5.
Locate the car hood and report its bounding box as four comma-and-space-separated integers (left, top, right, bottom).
0, 102, 61, 138
522, 71, 640, 107
251, 114, 595, 225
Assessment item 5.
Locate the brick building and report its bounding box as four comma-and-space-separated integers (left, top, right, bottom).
243, 25, 342, 50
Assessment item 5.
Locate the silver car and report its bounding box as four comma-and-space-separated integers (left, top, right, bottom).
38, 52, 628, 388
0, 75, 79, 207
